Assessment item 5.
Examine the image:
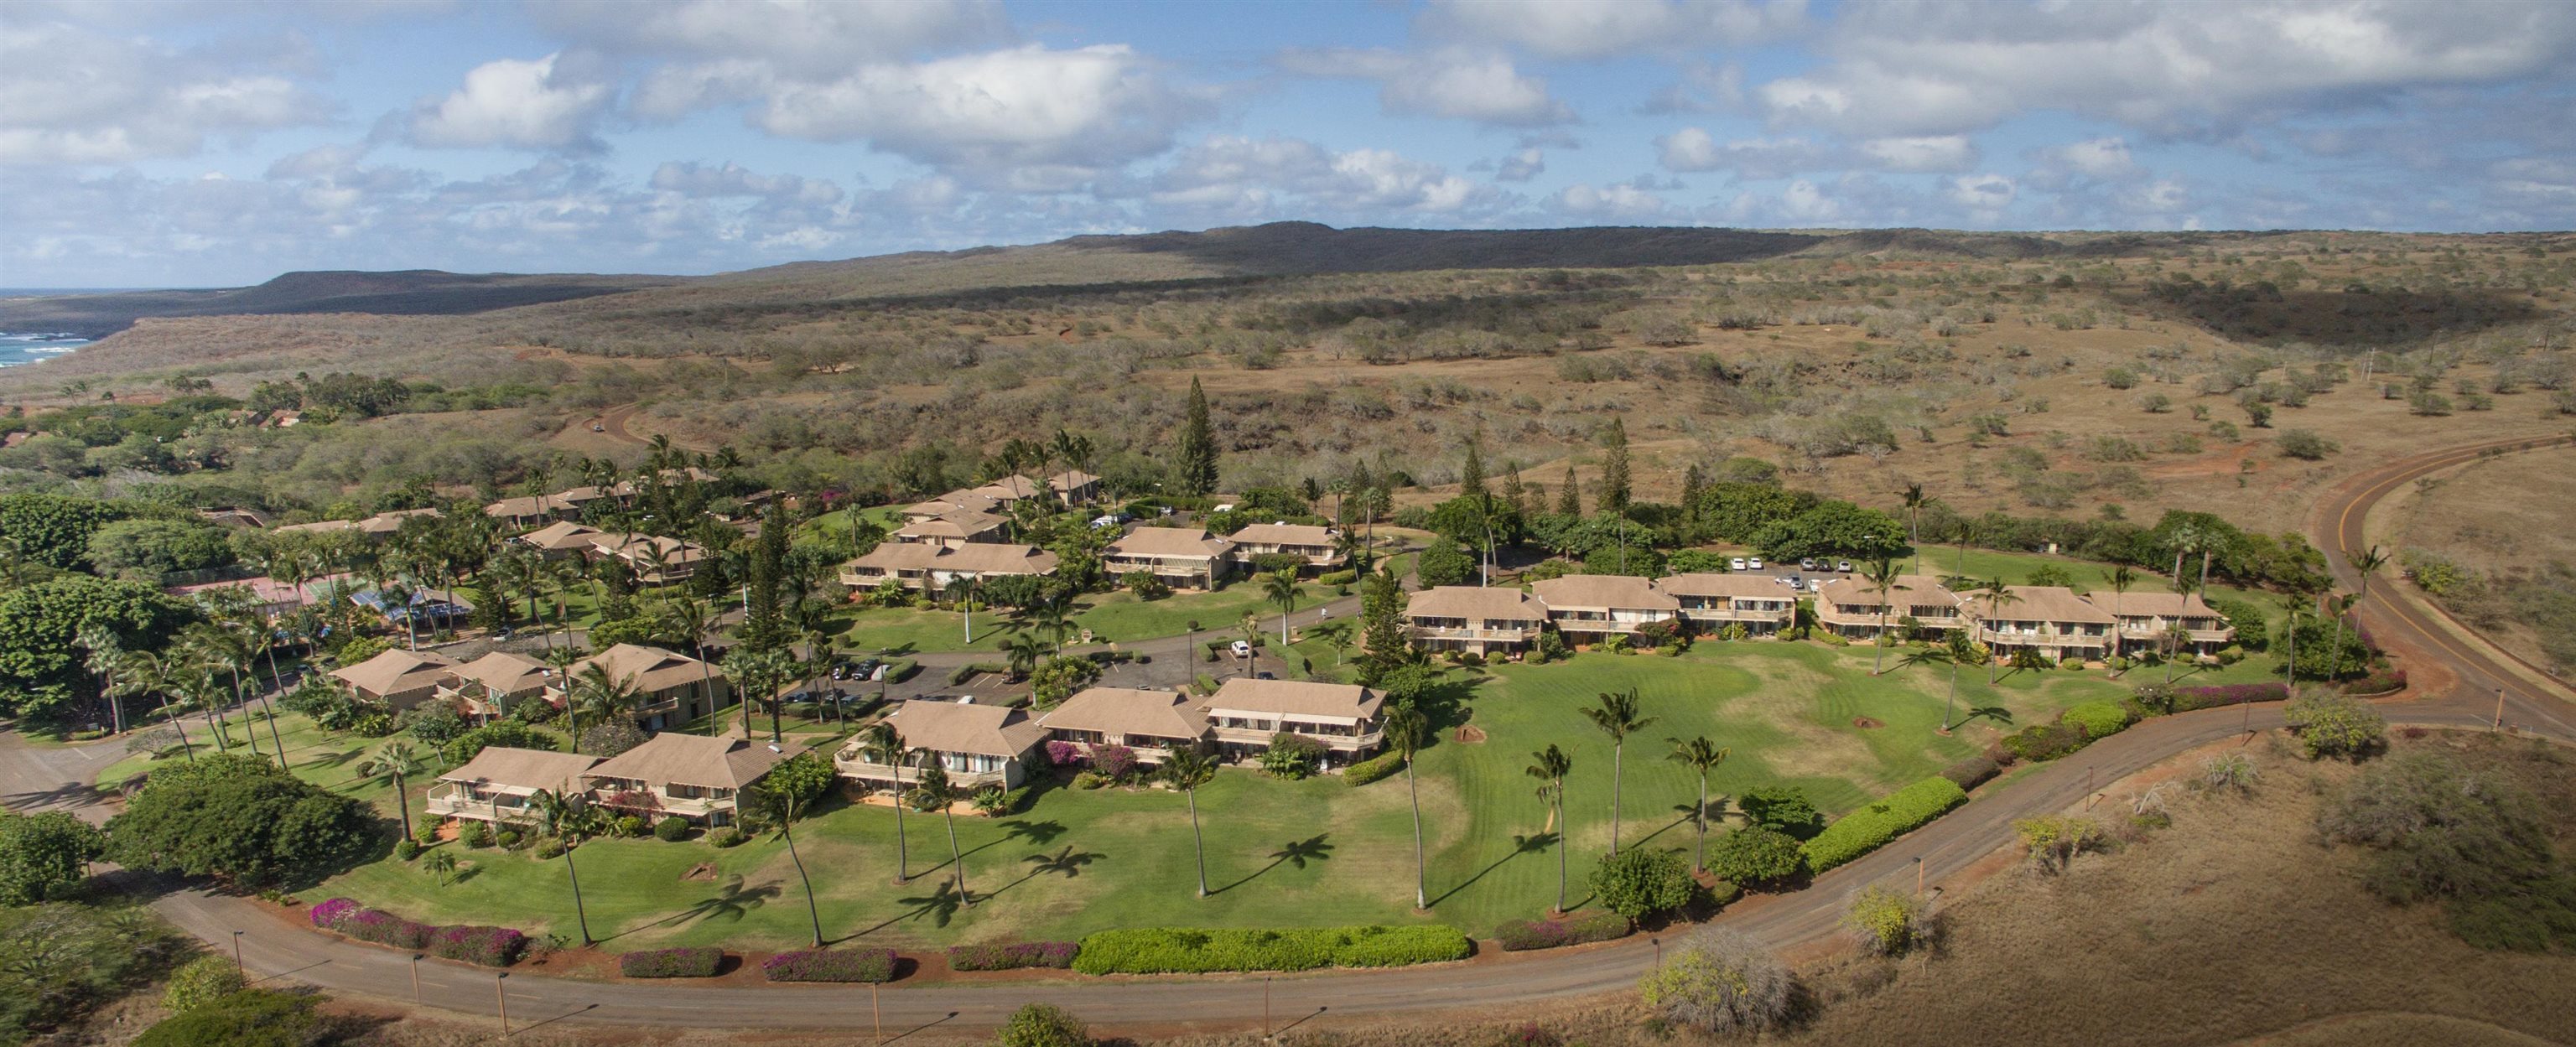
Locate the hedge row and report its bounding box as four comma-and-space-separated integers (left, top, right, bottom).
1938, 754, 1999, 790
2340, 669, 2407, 697
1800, 777, 1970, 873
1070, 925, 1470, 975
948, 941, 1078, 971
309, 898, 527, 967
948, 661, 1010, 686
619, 946, 724, 978
1342, 751, 1406, 787
762, 948, 896, 982
1494, 911, 1633, 951
2171, 682, 2289, 710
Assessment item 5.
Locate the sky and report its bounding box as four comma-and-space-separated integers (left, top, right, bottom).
3, 0, 2573, 288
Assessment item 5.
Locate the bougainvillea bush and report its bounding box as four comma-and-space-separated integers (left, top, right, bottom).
306, 897, 359, 930
2172, 682, 2289, 710
619, 946, 724, 978
428, 925, 525, 967
1494, 911, 1633, 951
334, 908, 434, 950
761, 948, 896, 982
948, 941, 1078, 971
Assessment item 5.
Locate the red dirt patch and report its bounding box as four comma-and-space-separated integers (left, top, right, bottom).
1454, 725, 1488, 744
681, 862, 719, 883
1852, 717, 1883, 729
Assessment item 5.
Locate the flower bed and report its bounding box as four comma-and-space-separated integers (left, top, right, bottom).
1494, 911, 1633, 951
1071, 925, 1469, 975
948, 941, 1078, 972
428, 925, 525, 967
307, 897, 359, 930
2171, 682, 2289, 710
619, 946, 725, 978
333, 908, 434, 950
762, 948, 896, 982
1800, 777, 1969, 873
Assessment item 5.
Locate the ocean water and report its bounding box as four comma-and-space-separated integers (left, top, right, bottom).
0, 332, 90, 368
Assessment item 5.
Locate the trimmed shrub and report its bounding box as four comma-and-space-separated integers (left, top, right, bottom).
2062, 700, 2134, 739
2341, 669, 2407, 696
1801, 777, 1969, 873
457, 820, 491, 848
654, 816, 690, 842
2172, 682, 2288, 711
761, 948, 896, 982
620, 946, 724, 978
1589, 847, 1697, 920
1342, 751, 1405, 787
709, 827, 745, 847
335, 908, 434, 950
163, 955, 244, 1013
1070, 925, 1469, 974
1737, 786, 1825, 837
533, 838, 565, 859
1704, 826, 1806, 889
949, 941, 1080, 971
1938, 754, 1999, 790
2284, 691, 2386, 760
393, 837, 420, 861
1494, 910, 1633, 951
999, 1003, 1089, 1047
428, 925, 525, 967
2002, 721, 2089, 762
1315, 569, 1358, 586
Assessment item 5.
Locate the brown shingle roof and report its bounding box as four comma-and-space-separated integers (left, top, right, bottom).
1038, 688, 1208, 741
1816, 574, 1961, 611
1108, 526, 1232, 557
1046, 469, 1101, 493
1654, 573, 1788, 600
1405, 585, 1548, 622
436, 746, 600, 796
518, 520, 602, 551
874, 701, 1048, 759
567, 644, 720, 695
484, 495, 576, 520
1530, 574, 1680, 612
895, 511, 1007, 541
2084, 591, 2220, 619
330, 649, 460, 696
1230, 522, 1337, 547
846, 542, 1060, 575
584, 733, 802, 791
1205, 678, 1383, 723
445, 651, 553, 696
1968, 585, 2116, 625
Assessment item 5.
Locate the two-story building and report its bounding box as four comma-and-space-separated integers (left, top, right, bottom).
1403, 586, 1548, 656
273, 507, 441, 540
1963, 585, 2119, 664
1654, 573, 1796, 636
436, 650, 555, 721
1046, 469, 1103, 506
1036, 687, 1210, 765
583, 532, 705, 585
2083, 591, 2235, 657
425, 747, 601, 827
1529, 575, 1680, 645
1227, 523, 1345, 576
330, 648, 460, 709
890, 510, 1009, 548
1815, 574, 1966, 640
514, 521, 605, 560
482, 494, 579, 530
901, 490, 1005, 523
581, 733, 802, 827
1103, 526, 1234, 590
1202, 678, 1384, 769
839, 542, 1060, 592
836, 700, 1048, 792
552, 643, 729, 732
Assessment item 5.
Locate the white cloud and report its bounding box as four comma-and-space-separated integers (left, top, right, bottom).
1276, 47, 1576, 127
402, 53, 614, 151
0, 19, 332, 165
1146, 135, 1495, 217
1857, 135, 1976, 173
538, 0, 1008, 74
1418, 0, 1805, 60
1496, 148, 1546, 182
1557, 180, 1675, 220
650, 160, 844, 205
1657, 129, 1971, 176
1947, 172, 2017, 214
1753, 1, 2576, 137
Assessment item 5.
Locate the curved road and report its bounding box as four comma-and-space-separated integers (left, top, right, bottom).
9, 438, 2573, 1036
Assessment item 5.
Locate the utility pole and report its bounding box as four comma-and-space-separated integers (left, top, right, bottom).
409, 953, 423, 1005
495, 972, 510, 1037
231, 930, 244, 978
1915, 856, 1925, 897
2494, 686, 2506, 732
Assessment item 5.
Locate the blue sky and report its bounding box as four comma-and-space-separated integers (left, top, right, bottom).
4, 0, 2573, 288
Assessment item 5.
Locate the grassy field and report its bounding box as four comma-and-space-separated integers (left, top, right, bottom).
128, 632, 2276, 954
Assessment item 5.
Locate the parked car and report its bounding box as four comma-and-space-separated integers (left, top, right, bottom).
1230, 640, 1253, 658
1729, 557, 1748, 571
1788, 574, 1803, 590
1799, 558, 1819, 571
1748, 557, 1764, 570
1837, 559, 1854, 573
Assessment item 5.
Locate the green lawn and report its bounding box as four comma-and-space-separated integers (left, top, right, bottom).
836, 578, 1350, 656
119, 631, 2273, 956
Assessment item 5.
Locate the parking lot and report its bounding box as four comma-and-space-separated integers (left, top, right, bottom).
1723, 556, 1861, 593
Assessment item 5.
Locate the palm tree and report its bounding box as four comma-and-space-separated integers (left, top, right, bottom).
569, 664, 641, 751
1385, 707, 1432, 909
75, 625, 127, 735
749, 785, 825, 949
530, 788, 604, 945
1862, 557, 1900, 674
1666, 736, 1731, 873
2168, 523, 2205, 593
1976, 578, 2020, 683
1898, 482, 1933, 574
667, 597, 723, 733
1899, 632, 1981, 732
2105, 565, 2137, 656
914, 763, 969, 905
802, 630, 838, 728
1581, 688, 1655, 857
111, 649, 195, 763
360, 742, 426, 837
1000, 633, 1046, 682
1162, 748, 1218, 898
218, 612, 291, 763
177, 625, 258, 762
2277, 592, 2310, 683
1018, 595, 1074, 656
2337, 544, 2390, 680
1524, 744, 1571, 914
943, 575, 979, 644
856, 723, 912, 884
1264, 570, 1301, 646
2160, 620, 2193, 684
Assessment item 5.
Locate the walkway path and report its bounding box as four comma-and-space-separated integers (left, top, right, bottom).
8, 438, 2571, 1035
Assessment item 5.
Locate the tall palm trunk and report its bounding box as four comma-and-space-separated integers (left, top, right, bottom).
564, 843, 595, 945
1187, 787, 1209, 898
1407, 756, 1426, 909
1607, 741, 1625, 857
157, 695, 197, 764
891, 781, 911, 884
1551, 786, 1566, 913
1691, 773, 1710, 873
1944, 658, 1962, 730
229, 666, 260, 761
782, 820, 823, 948
943, 806, 969, 904
390, 770, 411, 834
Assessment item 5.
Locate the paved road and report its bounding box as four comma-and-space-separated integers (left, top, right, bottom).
10, 438, 2573, 1035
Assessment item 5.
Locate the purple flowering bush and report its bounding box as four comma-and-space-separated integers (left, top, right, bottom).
1088, 744, 1140, 782
429, 925, 526, 967
619, 946, 724, 978
1493, 912, 1633, 951
335, 908, 434, 950
1044, 740, 1083, 767
2173, 682, 2290, 710
307, 897, 359, 930
761, 948, 896, 982
948, 941, 1078, 971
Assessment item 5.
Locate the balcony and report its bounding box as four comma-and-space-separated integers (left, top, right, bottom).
834, 756, 1011, 791
2115, 622, 2233, 645
1209, 723, 1383, 752
1405, 623, 1539, 641
425, 791, 543, 825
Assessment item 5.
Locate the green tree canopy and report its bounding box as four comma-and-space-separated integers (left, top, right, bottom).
0, 811, 107, 904
0, 493, 130, 570
106, 754, 371, 888
85, 518, 236, 578
0, 574, 195, 723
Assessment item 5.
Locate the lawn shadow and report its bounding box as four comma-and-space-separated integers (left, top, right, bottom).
998, 818, 1067, 847
1627, 811, 1696, 849
845, 879, 968, 938
1210, 833, 1334, 895
310, 747, 367, 770
1960, 705, 2015, 728
1427, 832, 1553, 909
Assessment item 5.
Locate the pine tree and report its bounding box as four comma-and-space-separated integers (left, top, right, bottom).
740, 501, 790, 652
1175, 377, 1219, 497
1557, 463, 1582, 516
1459, 440, 1486, 500
1599, 417, 1631, 513
1679, 463, 1707, 541
1500, 461, 1526, 516
1356, 567, 1416, 684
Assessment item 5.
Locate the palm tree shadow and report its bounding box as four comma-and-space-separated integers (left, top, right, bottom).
609, 875, 780, 941
1427, 832, 1552, 909
1961, 705, 2014, 728
1211, 833, 1333, 895
312, 748, 368, 770
998, 818, 1066, 847
1628, 811, 1696, 848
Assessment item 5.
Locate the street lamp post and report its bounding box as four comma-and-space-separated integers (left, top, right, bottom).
230, 930, 244, 978
410, 953, 423, 1005
495, 972, 510, 1036
1914, 856, 1925, 897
